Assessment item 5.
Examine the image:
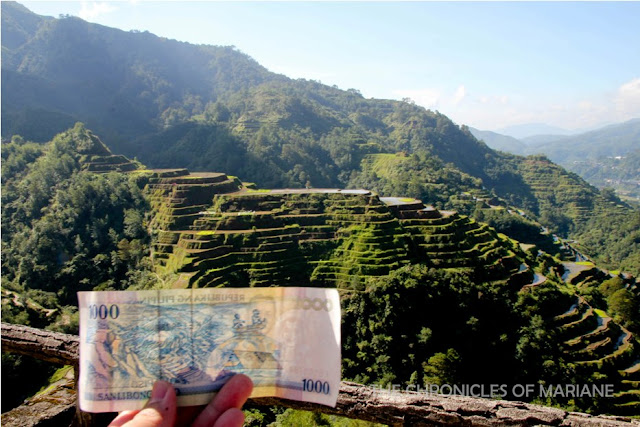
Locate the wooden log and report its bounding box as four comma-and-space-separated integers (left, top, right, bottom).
248, 383, 640, 426
2, 323, 639, 426
1, 322, 78, 365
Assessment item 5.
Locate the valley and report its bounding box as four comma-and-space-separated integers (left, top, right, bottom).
1, 2, 639, 423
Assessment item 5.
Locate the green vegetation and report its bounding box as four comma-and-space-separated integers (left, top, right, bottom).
1, 124, 152, 310
2, 3, 639, 419
1, 125, 154, 411
3, 2, 639, 275
1, 126, 639, 418
572, 204, 640, 275
567, 149, 640, 204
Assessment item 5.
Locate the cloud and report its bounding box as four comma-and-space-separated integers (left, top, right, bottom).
452, 85, 466, 106
393, 88, 441, 109
393, 78, 640, 130
392, 85, 471, 111
79, 2, 117, 21
615, 77, 640, 119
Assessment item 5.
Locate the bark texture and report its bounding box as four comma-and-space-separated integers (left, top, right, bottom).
1, 322, 79, 365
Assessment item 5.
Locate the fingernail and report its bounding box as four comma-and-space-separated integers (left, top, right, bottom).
149, 380, 171, 403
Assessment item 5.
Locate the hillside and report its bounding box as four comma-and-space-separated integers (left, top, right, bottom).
528, 119, 640, 164
497, 123, 575, 139
469, 121, 640, 204
525, 120, 640, 203
2, 126, 639, 417
567, 148, 640, 203
469, 127, 527, 155
3, 1, 639, 283
530, 120, 640, 204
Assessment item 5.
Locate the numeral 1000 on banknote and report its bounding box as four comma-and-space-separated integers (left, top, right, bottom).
302, 378, 331, 394
88, 304, 120, 320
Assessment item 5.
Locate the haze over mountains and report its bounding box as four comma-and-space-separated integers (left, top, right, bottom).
2, 1, 638, 270
473, 119, 640, 160
470, 119, 640, 202
496, 122, 577, 140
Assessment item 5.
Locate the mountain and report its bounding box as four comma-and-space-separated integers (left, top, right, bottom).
3, 1, 639, 276
496, 123, 575, 139
468, 127, 527, 154
529, 118, 640, 164
472, 120, 640, 202
2, 126, 639, 416
526, 119, 640, 202
520, 133, 570, 146
2, 3, 639, 417
1, 1, 282, 147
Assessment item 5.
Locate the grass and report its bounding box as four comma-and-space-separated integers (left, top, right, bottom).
609, 270, 621, 276
594, 308, 609, 318
576, 261, 595, 266
36, 365, 73, 395
362, 153, 406, 179
197, 230, 217, 235
247, 189, 271, 193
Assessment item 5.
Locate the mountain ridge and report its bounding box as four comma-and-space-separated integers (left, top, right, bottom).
2, 125, 638, 417
496, 122, 575, 139
530, 118, 640, 163
2, 1, 638, 276
469, 127, 527, 154
471, 119, 640, 203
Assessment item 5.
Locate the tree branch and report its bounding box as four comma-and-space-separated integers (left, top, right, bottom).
2, 323, 638, 426
1, 322, 79, 366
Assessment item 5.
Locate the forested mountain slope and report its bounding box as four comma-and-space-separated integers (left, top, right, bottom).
529, 119, 640, 165
2, 125, 639, 417
469, 127, 528, 155
1, 3, 638, 272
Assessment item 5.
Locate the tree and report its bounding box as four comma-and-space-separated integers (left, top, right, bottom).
423, 348, 461, 386
607, 289, 640, 331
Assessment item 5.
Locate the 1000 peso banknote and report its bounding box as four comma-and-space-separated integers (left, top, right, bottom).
78, 287, 341, 412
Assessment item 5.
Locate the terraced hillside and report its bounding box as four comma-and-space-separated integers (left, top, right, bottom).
142, 166, 639, 416
71, 125, 140, 173
146, 168, 524, 289
3, 122, 637, 416
514, 155, 600, 226
552, 267, 640, 414
552, 296, 639, 414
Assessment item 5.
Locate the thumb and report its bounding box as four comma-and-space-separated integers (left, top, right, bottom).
118, 381, 177, 427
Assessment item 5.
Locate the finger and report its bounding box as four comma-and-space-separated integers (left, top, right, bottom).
175, 405, 204, 425
109, 410, 139, 426
213, 408, 245, 427
191, 374, 253, 427
115, 380, 176, 427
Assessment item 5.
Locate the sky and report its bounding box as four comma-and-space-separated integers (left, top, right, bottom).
19, 1, 640, 133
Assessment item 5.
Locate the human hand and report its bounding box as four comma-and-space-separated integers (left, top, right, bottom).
109, 374, 253, 427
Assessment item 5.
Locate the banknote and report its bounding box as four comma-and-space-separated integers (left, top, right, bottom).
78, 287, 341, 412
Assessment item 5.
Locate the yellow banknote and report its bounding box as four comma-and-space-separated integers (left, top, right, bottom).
78, 287, 341, 412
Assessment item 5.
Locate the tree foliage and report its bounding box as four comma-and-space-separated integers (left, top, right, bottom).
2, 124, 152, 312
